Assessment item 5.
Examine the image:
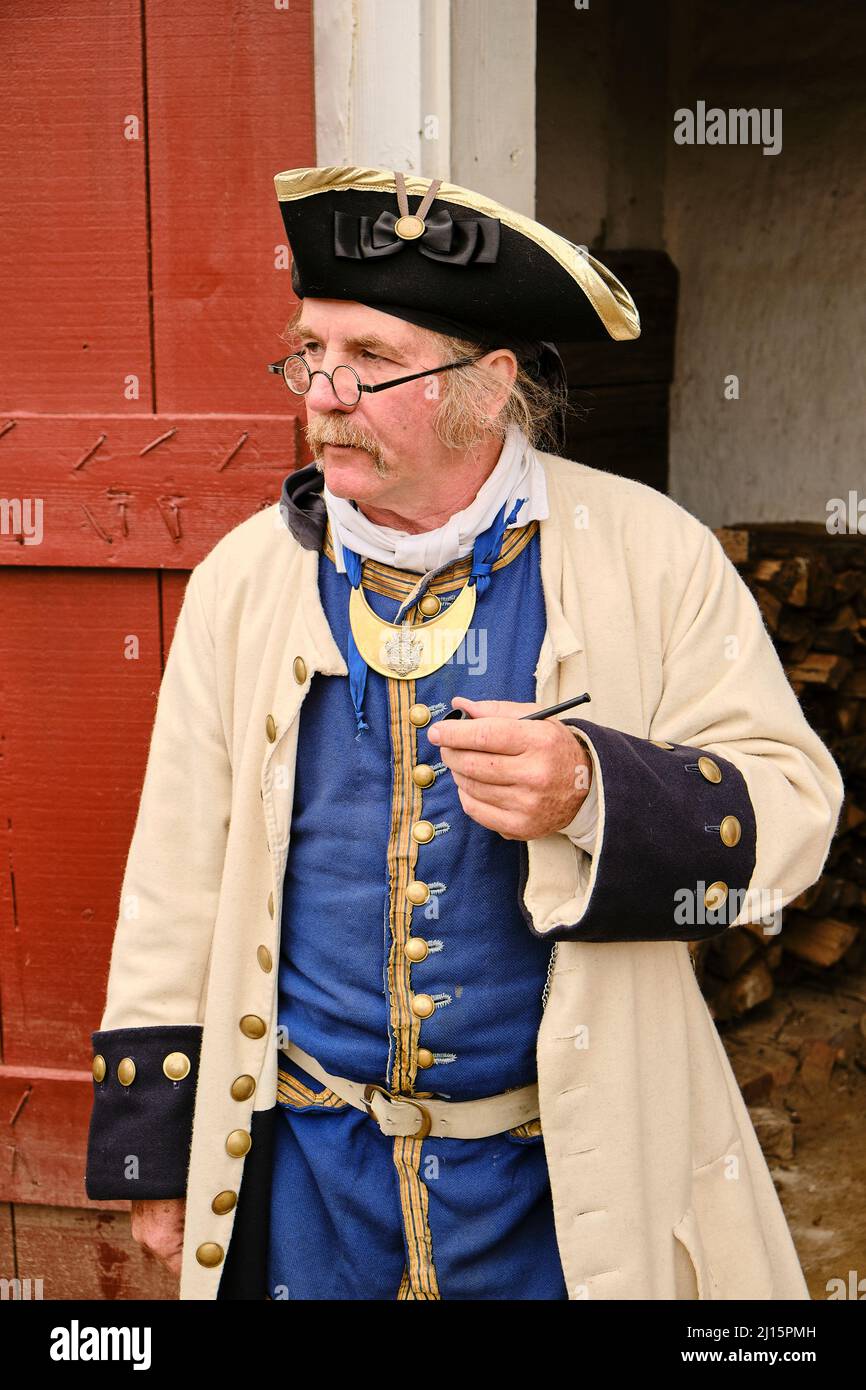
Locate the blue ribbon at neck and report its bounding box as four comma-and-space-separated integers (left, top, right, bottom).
342, 496, 527, 736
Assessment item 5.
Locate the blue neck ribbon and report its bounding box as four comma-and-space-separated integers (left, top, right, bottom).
342, 496, 527, 735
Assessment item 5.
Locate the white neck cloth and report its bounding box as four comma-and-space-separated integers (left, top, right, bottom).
321, 422, 549, 575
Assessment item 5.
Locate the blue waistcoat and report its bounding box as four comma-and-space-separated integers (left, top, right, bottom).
269, 521, 568, 1299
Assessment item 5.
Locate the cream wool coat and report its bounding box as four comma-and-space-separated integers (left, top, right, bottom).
95, 450, 844, 1300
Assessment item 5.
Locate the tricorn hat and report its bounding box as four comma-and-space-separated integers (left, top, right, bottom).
274, 165, 640, 350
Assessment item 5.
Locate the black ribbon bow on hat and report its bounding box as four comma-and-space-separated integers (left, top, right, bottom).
333, 171, 500, 266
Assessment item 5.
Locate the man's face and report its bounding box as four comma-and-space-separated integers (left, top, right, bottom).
292, 299, 463, 509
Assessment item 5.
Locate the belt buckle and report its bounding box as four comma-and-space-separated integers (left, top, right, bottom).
362, 1083, 432, 1139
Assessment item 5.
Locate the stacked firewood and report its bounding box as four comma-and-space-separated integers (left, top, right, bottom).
690, 521, 866, 1020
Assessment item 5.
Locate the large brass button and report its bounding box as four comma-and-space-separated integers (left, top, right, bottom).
196, 1242, 224, 1268
411, 993, 436, 1019
267, 890, 274, 918
293, 655, 307, 685
417, 1048, 435, 1069
411, 820, 435, 844
697, 756, 722, 784
257, 944, 273, 973
408, 703, 431, 728
117, 1058, 136, 1087
163, 1052, 191, 1081
719, 815, 742, 847
404, 937, 429, 963
418, 593, 441, 617
231, 1075, 256, 1101
239, 1015, 267, 1039
704, 881, 729, 911
650, 739, 676, 750
92, 1055, 106, 1083
226, 1129, 252, 1157
211, 1190, 237, 1215
406, 880, 430, 906
412, 763, 436, 789
265, 714, 277, 743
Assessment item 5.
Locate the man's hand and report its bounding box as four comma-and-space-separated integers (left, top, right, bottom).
426, 695, 593, 840
131, 1197, 186, 1278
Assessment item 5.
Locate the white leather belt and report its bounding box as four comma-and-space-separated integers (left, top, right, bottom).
281, 1040, 540, 1140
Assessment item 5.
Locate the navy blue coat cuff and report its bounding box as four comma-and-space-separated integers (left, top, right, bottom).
520, 717, 757, 943
85, 1024, 202, 1201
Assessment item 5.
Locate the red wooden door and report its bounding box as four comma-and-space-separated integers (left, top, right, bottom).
0, 0, 315, 1298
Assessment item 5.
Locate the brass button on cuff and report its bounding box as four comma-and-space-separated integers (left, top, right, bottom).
408, 703, 431, 728
411, 820, 435, 844
719, 815, 742, 847
704, 881, 729, 911
231, 1075, 256, 1102
417, 1047, 435, 1069
418, 593, 441, 617
163, 1052, 191, 1081
406, 879, 430, 906
196, 1242, 224, 1268
226, 1129, 252, 1157
265, 714, 277, 742
412, 763, 436, 789
411, 993, 436, 1019
117, 1058, 136, 1087
651, 739, 676, 750
697, 756, 722, 783
257, 944, 273, 973
293, 655, 307, 684
92, 1055, 106, 1083
404, 937, 429, 963
239, 1015, 267, 1039
212, 1190, 238, 1215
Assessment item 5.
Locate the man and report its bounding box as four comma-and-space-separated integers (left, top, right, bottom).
85, 166, 844, 1300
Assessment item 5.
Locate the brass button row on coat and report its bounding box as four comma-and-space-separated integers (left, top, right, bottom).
406, 704, 441, 1070
91, 1053, 192, 1085
201, 1069, 260, 1262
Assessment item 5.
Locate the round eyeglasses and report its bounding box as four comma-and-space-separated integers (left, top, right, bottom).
267, 352, 481, 408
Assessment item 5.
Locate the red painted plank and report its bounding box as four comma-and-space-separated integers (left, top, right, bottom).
0, 1070, 107, 1209
0, 412, 309, 567
145, 0, 317, 414
0, 570, 164, 1069
14, 1202, 178, 1299
0, 1, 153, 414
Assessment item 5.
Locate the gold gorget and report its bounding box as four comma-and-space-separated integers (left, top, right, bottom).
348, 578, 477, 678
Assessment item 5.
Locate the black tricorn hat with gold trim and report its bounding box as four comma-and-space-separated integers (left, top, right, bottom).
273, 166, 641, 353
